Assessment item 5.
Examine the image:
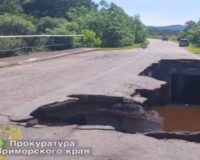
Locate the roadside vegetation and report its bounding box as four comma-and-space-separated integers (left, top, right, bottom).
170, 37, 179, 43
101, 40, 150, 51
0, 0, 148, 57
162, 20, 200, 54
187, 45, 200, 54
177, 20, 200, 54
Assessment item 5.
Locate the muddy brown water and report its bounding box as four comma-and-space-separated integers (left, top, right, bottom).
154, 105, 200, 132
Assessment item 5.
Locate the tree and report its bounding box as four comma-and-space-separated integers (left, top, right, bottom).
0, 15, 37, 55
89, 3, 147, 47
185, 21, 196, 30
99, 0, 109, 9
0, 0, 148, 56
37, 17, 67, 33
178, 20, 200, 47
0, 0, 23, 14
66, 6, 90, 21
134, 15, 148, 43
80, 29, 102, 47
65, 2, 147, 47
22, 0, 97, 18
0, 15, 36, 35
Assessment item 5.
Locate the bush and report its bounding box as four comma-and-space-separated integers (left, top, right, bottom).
0, 38, 22, 57
47, 23, 76, 50
80, 29, 102, 47
0, 14, 36, 35
37, 17, 67, 33
0, 15, 37, 55
0, 0, 23, 14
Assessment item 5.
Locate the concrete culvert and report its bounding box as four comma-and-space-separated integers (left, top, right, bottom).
9, 94, 163, 133
137, 59, 200, 106
132, 59, 200, 143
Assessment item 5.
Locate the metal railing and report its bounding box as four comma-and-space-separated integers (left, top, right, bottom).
0, 35, 84, 58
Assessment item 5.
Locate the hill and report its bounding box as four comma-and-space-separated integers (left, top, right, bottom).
147, 25, 186, 32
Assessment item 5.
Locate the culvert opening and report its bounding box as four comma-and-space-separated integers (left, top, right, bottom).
137, 59, 200, 106
171, 74, 200, 104
135, 59, 200, 133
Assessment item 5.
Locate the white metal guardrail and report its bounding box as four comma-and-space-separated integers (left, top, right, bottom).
0, 35, 84, 38
0, 35, 85, 57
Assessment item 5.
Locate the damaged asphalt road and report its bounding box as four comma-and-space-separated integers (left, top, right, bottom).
0, 39, 200, 160
10, 94, 163, 133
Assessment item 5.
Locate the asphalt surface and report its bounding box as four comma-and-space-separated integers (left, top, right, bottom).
0, 39, 200, 160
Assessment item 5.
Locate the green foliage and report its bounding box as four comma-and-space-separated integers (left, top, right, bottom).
170, 37, 179, 43
0, 0, 23, 14
0, 15, 38, 56
188, 45, 200, 54
178, 20, 200, 47
134, 16, 148, 43
68, 3, 147, 47
0, 15, 36, 35
66, 6, 90, 21
81, 29, 102, 47
21, 0, 97, 18
0, 38, 23, 57
37, 17, 67, 33
0, 39, 22, 50
177, 20, 200, 54
46, 22, 77, 50
95, 4, 136, 47
0, 0, 148, 57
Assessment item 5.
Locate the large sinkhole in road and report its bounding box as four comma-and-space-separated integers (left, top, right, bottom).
9, 59, 200, 142
136, 59, 200, 132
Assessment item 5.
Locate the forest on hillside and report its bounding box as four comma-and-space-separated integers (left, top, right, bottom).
0, 0, 147, 57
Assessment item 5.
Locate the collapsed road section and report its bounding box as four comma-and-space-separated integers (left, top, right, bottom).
10, 95, 163, 133
9, 94, 200, 143
9, 59, 200, 144
136, 59, 200, 106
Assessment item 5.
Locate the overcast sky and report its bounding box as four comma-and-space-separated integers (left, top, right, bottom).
94, 0, 200, 26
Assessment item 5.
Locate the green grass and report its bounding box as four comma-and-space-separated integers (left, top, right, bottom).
145, 39, 150, 45
100, 40, 150, 51
170, 38, 179, 43
187, 45, 200, 54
